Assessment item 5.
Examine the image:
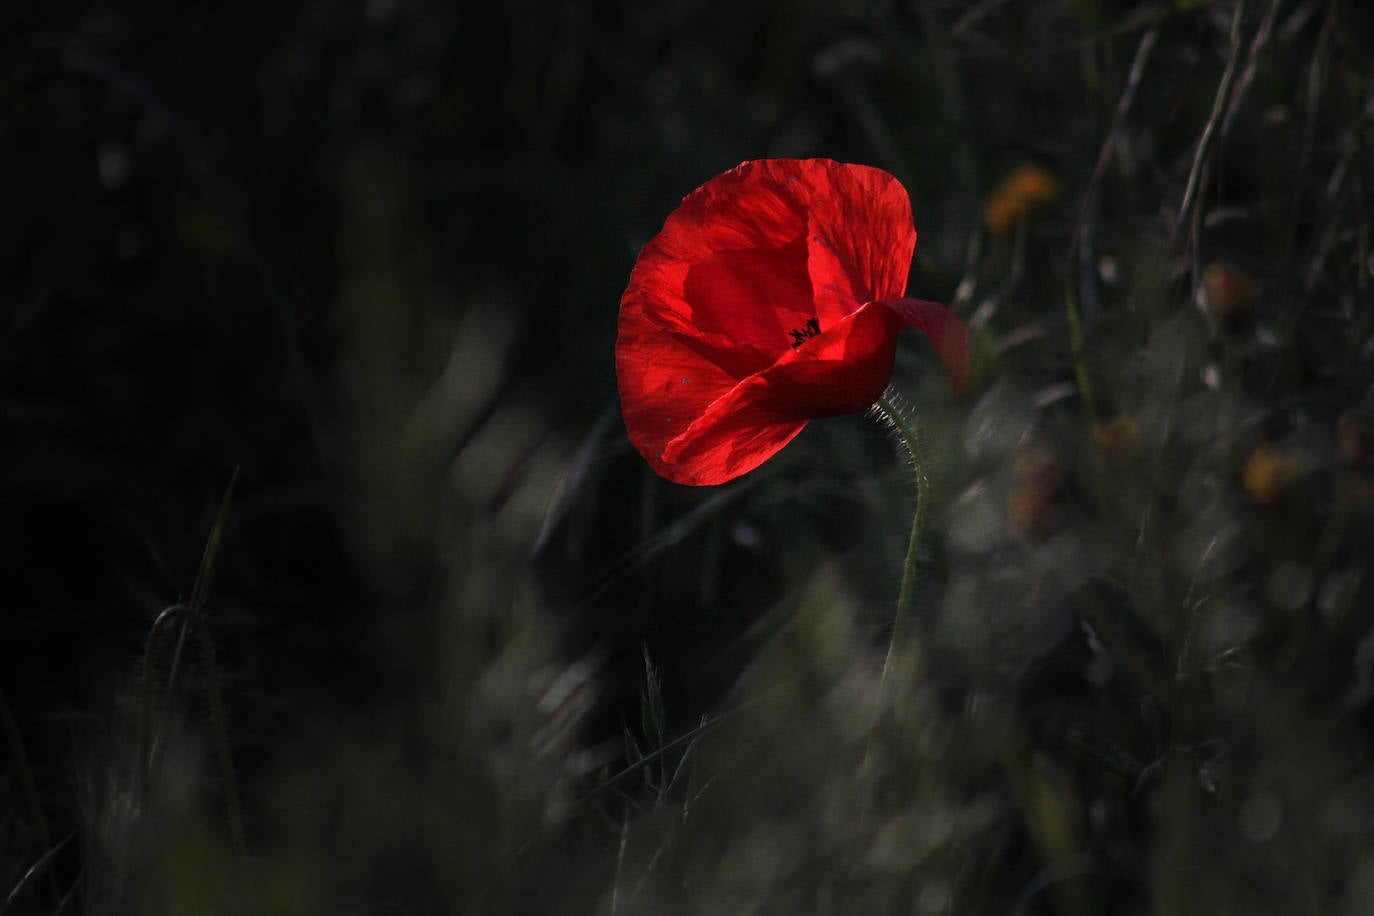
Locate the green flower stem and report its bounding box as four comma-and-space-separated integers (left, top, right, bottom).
873, 392, 928, 697
1064, 287, 1099, 430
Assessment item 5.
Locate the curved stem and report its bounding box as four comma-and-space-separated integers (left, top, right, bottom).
873, 392, 928, 696
138, 603, 185, 798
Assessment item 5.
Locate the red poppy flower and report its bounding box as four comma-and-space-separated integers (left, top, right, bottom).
617, 158, 968, 486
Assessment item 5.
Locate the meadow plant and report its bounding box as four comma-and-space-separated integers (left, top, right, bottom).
4, 2, 1374, 914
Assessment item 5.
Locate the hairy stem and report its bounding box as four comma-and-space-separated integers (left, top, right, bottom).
873, 392, 929, 697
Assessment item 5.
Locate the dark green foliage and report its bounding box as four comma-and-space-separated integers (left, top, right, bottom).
3, 1, 1373, 913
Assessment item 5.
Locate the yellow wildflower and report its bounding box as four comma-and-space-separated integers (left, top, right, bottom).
985, 164, 1059, 234
1241, 444, 1298, 506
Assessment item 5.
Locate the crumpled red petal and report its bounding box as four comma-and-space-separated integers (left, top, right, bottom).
655, 376, 807, 485
656, 301, 903, 484
617, 158, 968, 486
803, 167, 917, 318
883, 297, 970, 394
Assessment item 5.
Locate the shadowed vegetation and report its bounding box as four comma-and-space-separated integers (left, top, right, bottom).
3, 1, 1373, 913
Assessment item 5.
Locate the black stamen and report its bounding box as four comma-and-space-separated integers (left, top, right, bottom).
789, 316, 821, 348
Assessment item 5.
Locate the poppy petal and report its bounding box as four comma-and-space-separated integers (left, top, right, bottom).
617, 158, 967, 485
616, 300, 745, 478
626, 161, 817, 361
657, 376, 807, 485
801, 164, 917, 320
754, 300, 904, 418
881, 297, 970, 393
656, 302, 903, 484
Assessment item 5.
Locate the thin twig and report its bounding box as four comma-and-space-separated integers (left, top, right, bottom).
137, 604, 185, 797
1169, 0, 1248, 251
0, 689, 60, 905
1071, 25, 1161, 262
1218, 0, 1283, 143
0, 834, 72, 915
1283, 0, 1337, 294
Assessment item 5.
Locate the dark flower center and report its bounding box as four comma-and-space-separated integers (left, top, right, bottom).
788, 317, 821, 348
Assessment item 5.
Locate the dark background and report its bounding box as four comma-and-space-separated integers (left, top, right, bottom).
4, 1, 1374, 913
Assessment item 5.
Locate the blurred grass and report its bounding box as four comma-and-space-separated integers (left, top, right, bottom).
3, 0, 1374, 913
